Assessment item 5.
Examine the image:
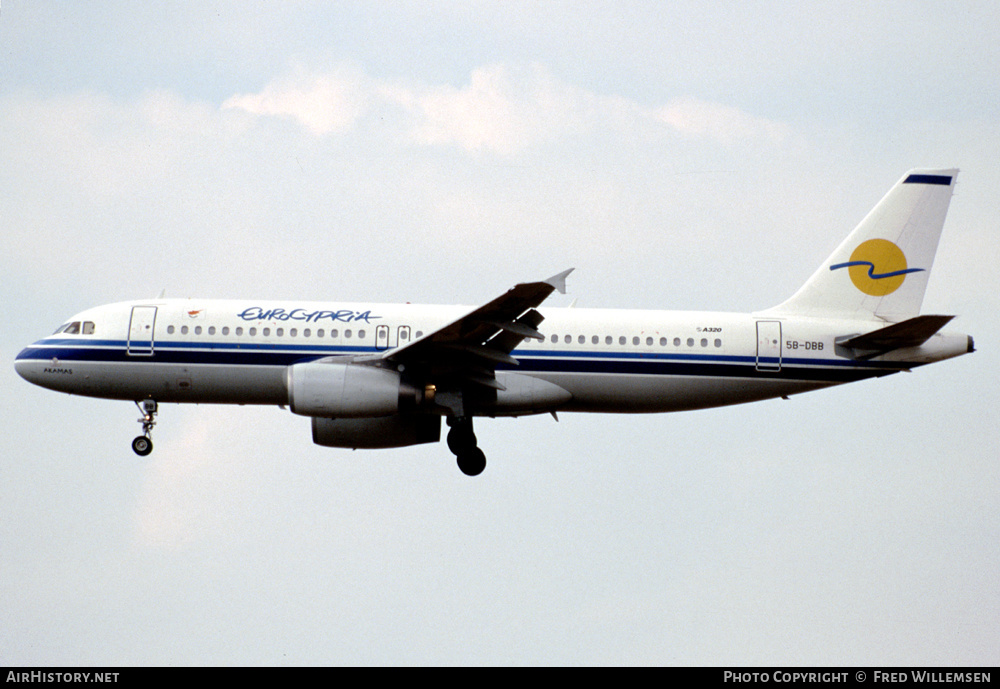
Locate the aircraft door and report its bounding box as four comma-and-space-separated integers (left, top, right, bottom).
756, 320, 781, 371
128, 306, 157, 356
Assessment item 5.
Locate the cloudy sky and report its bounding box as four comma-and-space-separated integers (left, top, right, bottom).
2, 1, 997, 666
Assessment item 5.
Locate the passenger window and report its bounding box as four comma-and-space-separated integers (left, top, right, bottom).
167, 325, 176, 334
358, 329, 365, 339
715, 339, 722, 348
646, 336, 653, 346
304, 329, 311, 338
249, 328, 257, 336
632, 336, 639, 346
345, 330, 352, 339
701, 338, 708, 347
592, 335, 599, 345
262, 328, 270, 336
578, 335, 585, 345
277, 328, 284, 337
209, 326, 216, 335
290, 328, 298, 337
195, 326, 202, 335
235, 327, 243, 336
331, 329, 339, 338
550, 334, 558, 344
674, 337, 681, 346
317, 329, 324, 338
687, 338, 694, 347
619, 336, 626, 345
564, 335, 571, 344
222, 327, 230, 336
660, 337, 667, 346
605, 336, 612, 345
181, 326, 189, 335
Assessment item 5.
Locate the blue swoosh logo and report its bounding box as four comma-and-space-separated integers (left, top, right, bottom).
829, 261, 924, 280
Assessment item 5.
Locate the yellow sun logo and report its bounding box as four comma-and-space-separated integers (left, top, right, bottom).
830, 239, 924, 296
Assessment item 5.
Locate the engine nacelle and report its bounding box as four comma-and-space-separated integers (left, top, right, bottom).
287, 361, 414, 418
312, 415, 441, 449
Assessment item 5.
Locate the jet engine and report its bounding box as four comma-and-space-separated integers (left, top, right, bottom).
286, 361, 420, 417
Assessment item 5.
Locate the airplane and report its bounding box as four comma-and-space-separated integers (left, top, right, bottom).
15, 169, 973, 476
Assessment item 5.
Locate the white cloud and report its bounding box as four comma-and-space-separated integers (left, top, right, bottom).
380, 63, 597, 155
223, 63, 372, 136
222, 62, 791, 155
654, 95, 791, 144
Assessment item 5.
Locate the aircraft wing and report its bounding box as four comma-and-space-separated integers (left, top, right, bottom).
381, 269, 572, 398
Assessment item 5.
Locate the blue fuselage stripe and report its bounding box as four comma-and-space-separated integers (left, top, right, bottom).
17, 340, 899, 384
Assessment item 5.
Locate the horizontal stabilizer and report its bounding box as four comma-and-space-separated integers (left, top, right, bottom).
836, 315, 954, 358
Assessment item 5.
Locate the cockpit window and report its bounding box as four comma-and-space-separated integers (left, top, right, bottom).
52, 321, 95, 335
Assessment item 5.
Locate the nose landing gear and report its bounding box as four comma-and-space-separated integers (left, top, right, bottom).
132, 399, 157, 456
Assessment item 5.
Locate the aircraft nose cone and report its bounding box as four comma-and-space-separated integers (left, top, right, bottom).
14, 348, 40, 384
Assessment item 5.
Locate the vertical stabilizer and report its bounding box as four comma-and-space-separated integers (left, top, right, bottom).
767, 169, 957, 321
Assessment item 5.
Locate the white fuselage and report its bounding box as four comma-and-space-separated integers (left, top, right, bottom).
14, 298, 971, 415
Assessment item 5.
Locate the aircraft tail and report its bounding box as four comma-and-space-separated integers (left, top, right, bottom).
767, 169, 958, 321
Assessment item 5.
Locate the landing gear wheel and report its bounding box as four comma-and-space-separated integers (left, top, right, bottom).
132, 435, 153, 456
447, 417, 485, 475
457, 447, 487, 477
133, 399, 158, 456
